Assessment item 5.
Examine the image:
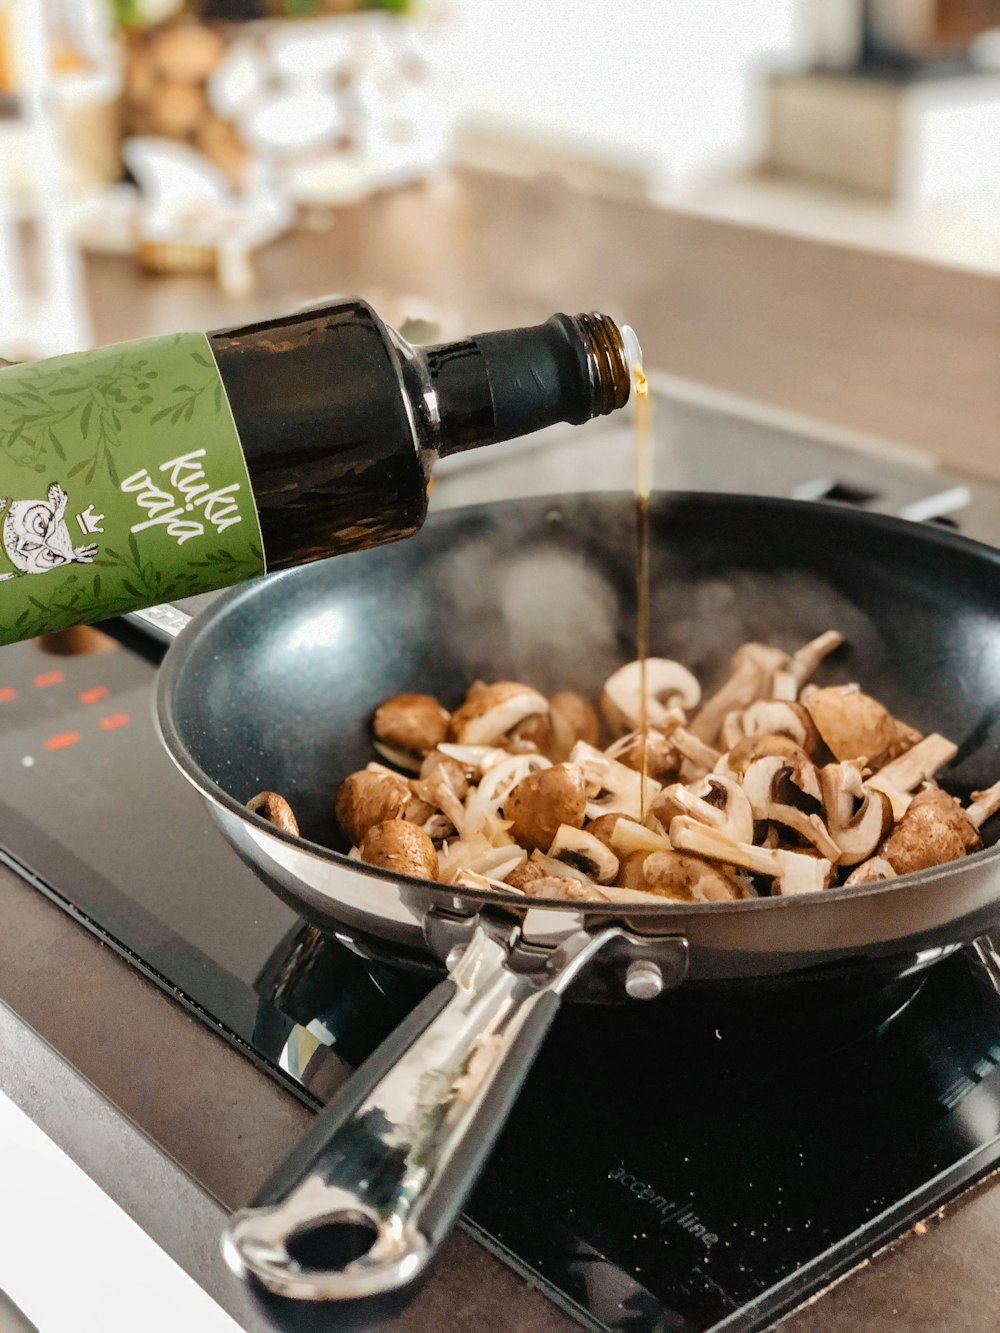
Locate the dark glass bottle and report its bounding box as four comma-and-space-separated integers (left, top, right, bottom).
0, 299, 637, 646
209, 299, 637, 569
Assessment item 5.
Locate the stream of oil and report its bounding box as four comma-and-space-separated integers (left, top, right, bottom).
633, 367, 651, 816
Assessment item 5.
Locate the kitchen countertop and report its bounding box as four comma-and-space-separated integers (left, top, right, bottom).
3, 168, 1000, 1330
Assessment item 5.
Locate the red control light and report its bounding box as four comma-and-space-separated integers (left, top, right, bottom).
99, 713, 130, 731
79, 686, 110, 705
44, 731, 80, 751
34, 671, 65, 688
0, 687, 15, 703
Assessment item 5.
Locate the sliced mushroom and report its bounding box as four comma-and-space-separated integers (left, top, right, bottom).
771, 630, 844, 701
634, 849, 742, 902
335, 769, 412, 846
720, 700, 820, 755
843, 856, 897, 887
505, 859, 547, 893
247, 790, 299, 837
819, 761, 895, 866
688, 643, 790, 743
548, 824, 620, 883
669, 815, 832, 894
865, 733, 959, 820
655, 774, 754, 845
570, 741, 660, 822
373, 693, 451, 769
601, 659, 700, 734
722, 735, 814, 778
504, 762, 587, 851
449, 681, 549, 746
604, 727, 678, 781
880, 786, 980, 875
519, 874, 610, 903
671, 727, 722, 779
968, 779, 1000, 830
360, 819, 439, 880
584, 812, 625, 849
740, 754, 838, 859
803, 685, 920, 768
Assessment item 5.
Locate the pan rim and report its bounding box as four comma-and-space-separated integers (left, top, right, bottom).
155, 491, 1000, 919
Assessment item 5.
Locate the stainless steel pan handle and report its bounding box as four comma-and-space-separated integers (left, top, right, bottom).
126, 603, 192, 643
222, 923, 632, 1304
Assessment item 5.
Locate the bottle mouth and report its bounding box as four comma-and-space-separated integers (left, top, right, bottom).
568, 312, 642, 417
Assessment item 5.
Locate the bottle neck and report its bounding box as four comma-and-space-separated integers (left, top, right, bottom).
409, 312, 636, 460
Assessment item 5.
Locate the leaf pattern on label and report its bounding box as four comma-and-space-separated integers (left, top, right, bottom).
0, 350, 160, 482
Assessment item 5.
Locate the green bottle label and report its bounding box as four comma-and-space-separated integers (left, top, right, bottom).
0, 332, 264, 644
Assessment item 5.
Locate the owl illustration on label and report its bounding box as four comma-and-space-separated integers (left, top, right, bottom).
0, 483, 100, 581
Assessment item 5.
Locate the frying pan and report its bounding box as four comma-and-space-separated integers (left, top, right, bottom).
149, 492, 999, 1321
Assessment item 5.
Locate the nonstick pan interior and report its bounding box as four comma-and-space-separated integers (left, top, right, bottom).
162, 492, 1000, 864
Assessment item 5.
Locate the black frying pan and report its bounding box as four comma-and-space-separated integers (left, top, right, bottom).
154, 493, 999, 1323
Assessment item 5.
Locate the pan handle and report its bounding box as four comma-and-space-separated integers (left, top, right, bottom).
222, 923, 625, 1306
125, 603, 192, 643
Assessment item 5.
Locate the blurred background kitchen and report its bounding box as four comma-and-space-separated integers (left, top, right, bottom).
1, 0, 999, 473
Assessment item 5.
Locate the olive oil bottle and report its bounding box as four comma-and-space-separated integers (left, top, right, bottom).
0, 299, 637, 645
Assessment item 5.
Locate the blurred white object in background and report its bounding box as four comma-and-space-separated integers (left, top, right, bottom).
122, 135, 294, 299
212, 11, 451, 207
0, 0, 104, 358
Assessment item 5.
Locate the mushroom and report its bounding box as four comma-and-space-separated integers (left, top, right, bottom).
506, 860, 547, 893
803, 685, 921, 768
843, 856, 897, 887
335, 769, 412, 846
655, 774, 754, 845
721, 734, 814, 777
373, 693, 451, 771
771, 630, 844, 701
601, 659, 701, 735
548, 691, 601, 760
548, 824, 620, 883
503, 762, 587, 851
584, 812, 626, 849
630, 848, 742, 902
670, 727, 722, 779
247, 790, 299, 837
880, 786, 981, 875
968, 779, 1000, 830
865, 733, 959, 820
719, 700, 820, 755
570, 741, 660, 821
507, 711, 553, 754
688, 643, 791, 743
519, 875, 610, 903
604, 727, 678, 781
669, 816, 833, 894
449, 681, 549, 746
740, 754, 839, 859
819, 761, 895, 866
360, 819, 439, 880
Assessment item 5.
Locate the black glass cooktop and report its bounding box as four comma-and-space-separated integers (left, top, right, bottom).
3, 629, 1000, 1332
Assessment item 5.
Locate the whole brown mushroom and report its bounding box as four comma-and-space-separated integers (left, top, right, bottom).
504, 763, 587, 851
374, 693, 451, 763
360, 819, 439, 881
335, 770, 412, 846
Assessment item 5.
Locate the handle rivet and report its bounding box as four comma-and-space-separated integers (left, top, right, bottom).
625, 959, 664, 1001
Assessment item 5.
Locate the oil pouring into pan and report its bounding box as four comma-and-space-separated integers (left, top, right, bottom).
145, 480, 999, 1323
